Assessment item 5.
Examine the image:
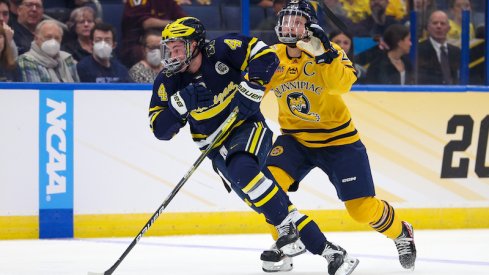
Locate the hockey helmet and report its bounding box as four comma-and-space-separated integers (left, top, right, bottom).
160, 17, 206, 74
275, 0, 318, 44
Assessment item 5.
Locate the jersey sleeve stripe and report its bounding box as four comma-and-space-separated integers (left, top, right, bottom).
250, 41, 268, 58
240, 37, 258, 71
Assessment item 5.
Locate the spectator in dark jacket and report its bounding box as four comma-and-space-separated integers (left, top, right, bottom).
366, 24, 414, 84
77, 23, 131, 83
120, 0, 186, 68
417, 10, 460, 84
62, 6, 95, 62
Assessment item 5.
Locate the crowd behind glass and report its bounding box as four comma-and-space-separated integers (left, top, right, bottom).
0, 0, 486, 84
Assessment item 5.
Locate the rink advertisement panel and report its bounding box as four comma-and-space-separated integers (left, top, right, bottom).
38, 90, 74, 238
0, 84, 489, 239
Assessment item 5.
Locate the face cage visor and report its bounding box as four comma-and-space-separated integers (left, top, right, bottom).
275, 8, 310, 44
160, 38, 193, 74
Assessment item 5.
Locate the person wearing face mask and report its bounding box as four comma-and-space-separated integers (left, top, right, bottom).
16, 19, 79, 82
128, 28, 162, 83
76, 22, 131, 83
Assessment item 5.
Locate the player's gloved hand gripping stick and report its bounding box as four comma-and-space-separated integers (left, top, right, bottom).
88, 107, 239, 275
297, 23, 339, 64
232, 80, 265, 120
168, 76, 215, 120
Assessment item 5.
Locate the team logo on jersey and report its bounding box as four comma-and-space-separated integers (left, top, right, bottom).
287, 67, 298, 75
276, 66, 284, 73
205, 40, 216, 57
157, 84, 168, 101
215, 61, 229, 75
224, 39, 242, 50
287, 92, 320, 121
270, 145, 284, 156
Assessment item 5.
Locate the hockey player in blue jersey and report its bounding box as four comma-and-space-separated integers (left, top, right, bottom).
148, 17, 358, 274
149, 16, 304, 257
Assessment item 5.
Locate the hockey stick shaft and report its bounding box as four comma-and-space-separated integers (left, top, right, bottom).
89, 107, 239, 275
316, 0, 349, 34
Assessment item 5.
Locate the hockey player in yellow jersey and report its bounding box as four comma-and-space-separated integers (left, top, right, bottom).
260, 0, 417, 273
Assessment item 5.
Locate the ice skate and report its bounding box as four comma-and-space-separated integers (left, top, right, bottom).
322, 241, 359, 275
261, 243, 293, 272
274, 211, 306, 256
394, 221, 416, 270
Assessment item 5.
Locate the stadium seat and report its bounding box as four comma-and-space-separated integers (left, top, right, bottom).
182, 5, 222, 30
220, 5, 266, 31
221, 5, 241, 31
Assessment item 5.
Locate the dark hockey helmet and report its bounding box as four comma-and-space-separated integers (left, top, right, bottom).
161, 17, 206, 74
275, 0, 318, 44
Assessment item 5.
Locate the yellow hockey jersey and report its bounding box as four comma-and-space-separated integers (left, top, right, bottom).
265, 43, 359, 148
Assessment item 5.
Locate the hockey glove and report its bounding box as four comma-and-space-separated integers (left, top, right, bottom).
297, 23, 339, 64
231, 80, 265, 120
168, 83, 215, 119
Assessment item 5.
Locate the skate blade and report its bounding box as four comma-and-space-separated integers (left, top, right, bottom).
262, 260, 293, 273
334, 257, 359, 275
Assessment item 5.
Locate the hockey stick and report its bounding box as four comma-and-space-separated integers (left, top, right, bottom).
315, 0, 349, 34
88, 107, 239, 275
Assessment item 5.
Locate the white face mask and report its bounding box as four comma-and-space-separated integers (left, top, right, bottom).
146, 48, 162, 67
93, 41, 113, 60
41, 39, 60, 57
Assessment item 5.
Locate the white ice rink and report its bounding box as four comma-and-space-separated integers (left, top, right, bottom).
1, 229, 488, 275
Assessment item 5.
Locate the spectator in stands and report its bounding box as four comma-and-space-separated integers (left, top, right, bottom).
365, 24, 414, 84
338, 0, 405, 23
417, 10, 460, 84
1, 0, 19, 58
0, 23, 19, 81
129, 28, 162, 83
257, 0, 285, 31
470, 24, 484, 84
329, 29, 366, 83
351, 0, 401, 38
406, 0, 437, 39
12, 0, 44, 55
41, 0, 102, 23
447, 0, 474, 46
120, 0, 186, 68
77, 23, 131, 83
17, 19, 79, 82
6, 0, 17, 24
63, 6, 95, 62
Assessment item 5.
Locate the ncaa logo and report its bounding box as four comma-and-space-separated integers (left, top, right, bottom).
215, 61, 229, 75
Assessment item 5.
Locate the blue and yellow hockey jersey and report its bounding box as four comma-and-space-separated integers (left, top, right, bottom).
149, 33, 278, 150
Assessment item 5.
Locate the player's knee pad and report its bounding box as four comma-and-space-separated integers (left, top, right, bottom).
344, 196, 384, 224
268, 166, 295, 192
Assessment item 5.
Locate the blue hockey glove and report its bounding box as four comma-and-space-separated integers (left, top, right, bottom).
299, 23, 339, 64
231, 80, 265, 120
168, 83, 214, 119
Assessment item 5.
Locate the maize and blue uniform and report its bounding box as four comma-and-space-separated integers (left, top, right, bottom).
149, 33, 291, 226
